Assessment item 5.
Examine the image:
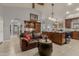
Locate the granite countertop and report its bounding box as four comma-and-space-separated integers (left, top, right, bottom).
52, 31, 65, 33
65, 28, 79, 32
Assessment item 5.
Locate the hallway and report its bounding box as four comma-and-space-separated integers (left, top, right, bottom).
0, 37, 79, 56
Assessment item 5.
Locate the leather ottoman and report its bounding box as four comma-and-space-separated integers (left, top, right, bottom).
38, 39, 53, 56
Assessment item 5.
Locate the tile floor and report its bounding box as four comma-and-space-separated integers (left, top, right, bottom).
0, 37, 79, 56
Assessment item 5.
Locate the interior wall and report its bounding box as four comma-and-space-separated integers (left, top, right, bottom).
3, 6, 42, 40
0, 5, 3, 42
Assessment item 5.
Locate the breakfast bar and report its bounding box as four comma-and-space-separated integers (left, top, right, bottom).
42, 32, 65, 45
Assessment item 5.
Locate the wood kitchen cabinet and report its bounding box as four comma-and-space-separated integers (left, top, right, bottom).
53, 32, 65, 45
72, 31, 79, 40
65, 17, 79, 40
65, 17, 79, 28
42, 32, 65, 45
65, 19, 72, 28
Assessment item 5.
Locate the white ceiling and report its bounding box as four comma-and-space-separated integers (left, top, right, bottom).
53, 3, 79, 19
66, 3, 79, 14
1, 3, 79, 14
0, 3, 79, 19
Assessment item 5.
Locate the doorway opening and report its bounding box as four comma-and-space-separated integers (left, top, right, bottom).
10, 18, 22, 39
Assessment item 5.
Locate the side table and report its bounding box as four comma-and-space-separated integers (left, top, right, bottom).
38, 39, 53, 56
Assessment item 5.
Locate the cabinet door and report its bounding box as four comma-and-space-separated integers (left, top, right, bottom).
72, 32, 79, 39
35, 23, 41, 32
65, 20, 72, 28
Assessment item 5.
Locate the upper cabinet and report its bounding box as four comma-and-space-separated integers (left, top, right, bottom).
65, 19, 72, 28
65, 17, 79, 29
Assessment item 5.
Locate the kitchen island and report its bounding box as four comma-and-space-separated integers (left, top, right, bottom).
42, 32, 65, 45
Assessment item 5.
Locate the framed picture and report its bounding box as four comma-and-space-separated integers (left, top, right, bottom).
30, 13, 38, 21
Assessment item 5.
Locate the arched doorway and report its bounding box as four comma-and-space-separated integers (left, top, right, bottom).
10, 18, 22, 39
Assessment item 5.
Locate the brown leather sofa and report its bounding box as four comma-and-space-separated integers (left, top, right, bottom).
20, 32, 42, 51
20, 39, 38, 51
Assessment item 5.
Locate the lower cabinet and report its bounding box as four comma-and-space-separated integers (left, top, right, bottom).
42, 32, 65, 45
72, 31, 79, 40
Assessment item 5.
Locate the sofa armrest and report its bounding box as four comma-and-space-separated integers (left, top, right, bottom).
29, 39, 38, 44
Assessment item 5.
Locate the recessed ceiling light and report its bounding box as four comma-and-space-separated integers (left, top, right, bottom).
75, 8, 79, 11
66, 11, 70, 14
67, 3, 72, 5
